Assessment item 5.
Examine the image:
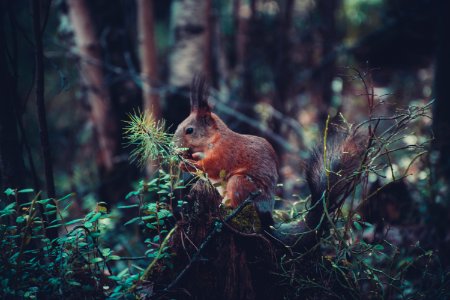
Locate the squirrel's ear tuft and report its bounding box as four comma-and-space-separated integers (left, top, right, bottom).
190, 74, 210, 113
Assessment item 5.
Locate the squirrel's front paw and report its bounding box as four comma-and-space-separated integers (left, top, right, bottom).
221, 197, 233, 207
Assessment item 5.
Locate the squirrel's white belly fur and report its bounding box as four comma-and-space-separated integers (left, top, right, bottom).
208, 178, 228, 205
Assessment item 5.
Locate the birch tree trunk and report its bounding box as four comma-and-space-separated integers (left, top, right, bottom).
165, 0, 208, 128
168, 0, 207, 88
137, 0, 161, 120
67, 0, 118, 172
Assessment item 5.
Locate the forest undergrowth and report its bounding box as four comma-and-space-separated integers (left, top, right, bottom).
1, 85, 449, 299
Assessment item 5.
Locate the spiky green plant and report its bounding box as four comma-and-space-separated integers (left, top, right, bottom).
124, 111, 179, 167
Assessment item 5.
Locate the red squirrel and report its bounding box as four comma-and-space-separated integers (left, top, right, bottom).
174, 76, 366, 232
174, 76, 278, 226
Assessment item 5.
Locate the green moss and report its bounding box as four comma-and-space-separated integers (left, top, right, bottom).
220, 205, 262, 233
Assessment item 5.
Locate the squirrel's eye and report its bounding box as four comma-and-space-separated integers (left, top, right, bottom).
185, 127, 194, 135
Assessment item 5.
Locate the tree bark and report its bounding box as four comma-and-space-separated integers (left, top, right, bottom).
168, 0, 207, 88
67, 0, 118, 172
165, 0, 208, 129
204, 0, 216, 85
314, 0, 340, 126
272, 0, 294, 151
0, 3, 26, 192
32, 0, 56, 200
137, 0, 161, 120
137, 178, 345, 299
235, 0, 258, 135
30, 0, 59, 240
431, 0, 450, 266
432, 0, 450, 179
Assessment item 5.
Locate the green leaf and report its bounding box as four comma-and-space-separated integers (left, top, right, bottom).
45, 203, 56, 210
68, 281, 81, 286
58, 193, 75, 202
108, 255, 121, 261
146, 223, 156, 230
117, 204, 139, 209
18, 188, 34, 194
47, 223, 63, 229
89, 212, 102, 222
65, 218, 84, 225
353, 221, 362, 231
90, 257, 104, 263
62, 201, 74, 212
125, 191, 139, 200
153, 235, 160, 243
19, 201, 33, 207
37, 198, 52, 205
101, 248, 111, 257
16, 216, 26, 223
373, 244, 384, 251
141, 215, 155, 221
84, 221, 93, 228
157, 210, 172, 219
124, 217, 141, 226
4, 202, 16, 210
4, 188, 15, 196
157, 189, 170, 194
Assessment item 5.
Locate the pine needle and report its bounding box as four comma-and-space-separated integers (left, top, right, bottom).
123, 111, 177, 167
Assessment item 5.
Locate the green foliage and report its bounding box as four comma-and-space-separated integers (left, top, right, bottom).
2, 108, 448, 299
124, 111, 181, 168
0, 166, 185, 298
0, 189, 116, 298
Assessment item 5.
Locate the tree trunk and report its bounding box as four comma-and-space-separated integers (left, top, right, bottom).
314, 0, 340, 126
137, 0, 162, 177
137, 178, 346, 299
67, 0, 118, 172
165, 0, 208, 129
32, 0, 56, 200
0, 3, 26, 192
204, 0, 217, 86
235, 0, 257, 135
271, 0, 294, 198
431, 0, 450, 266
32, 0, 59, 240
137, 0, 161, 120
432, 0, 450, 179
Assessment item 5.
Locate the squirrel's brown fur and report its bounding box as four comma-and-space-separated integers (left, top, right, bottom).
174, 76, 366, 231
174, 76, 278, 226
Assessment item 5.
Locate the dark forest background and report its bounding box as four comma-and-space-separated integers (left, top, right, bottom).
1, 0, 450, 298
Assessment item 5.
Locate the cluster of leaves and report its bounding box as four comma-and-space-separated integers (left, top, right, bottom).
0, 167, 187, 298
110, 170, 187, 297
0, 189, 119, 298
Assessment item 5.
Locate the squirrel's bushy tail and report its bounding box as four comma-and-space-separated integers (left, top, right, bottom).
272, 128, 367, 250
306, 129, 367, 210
